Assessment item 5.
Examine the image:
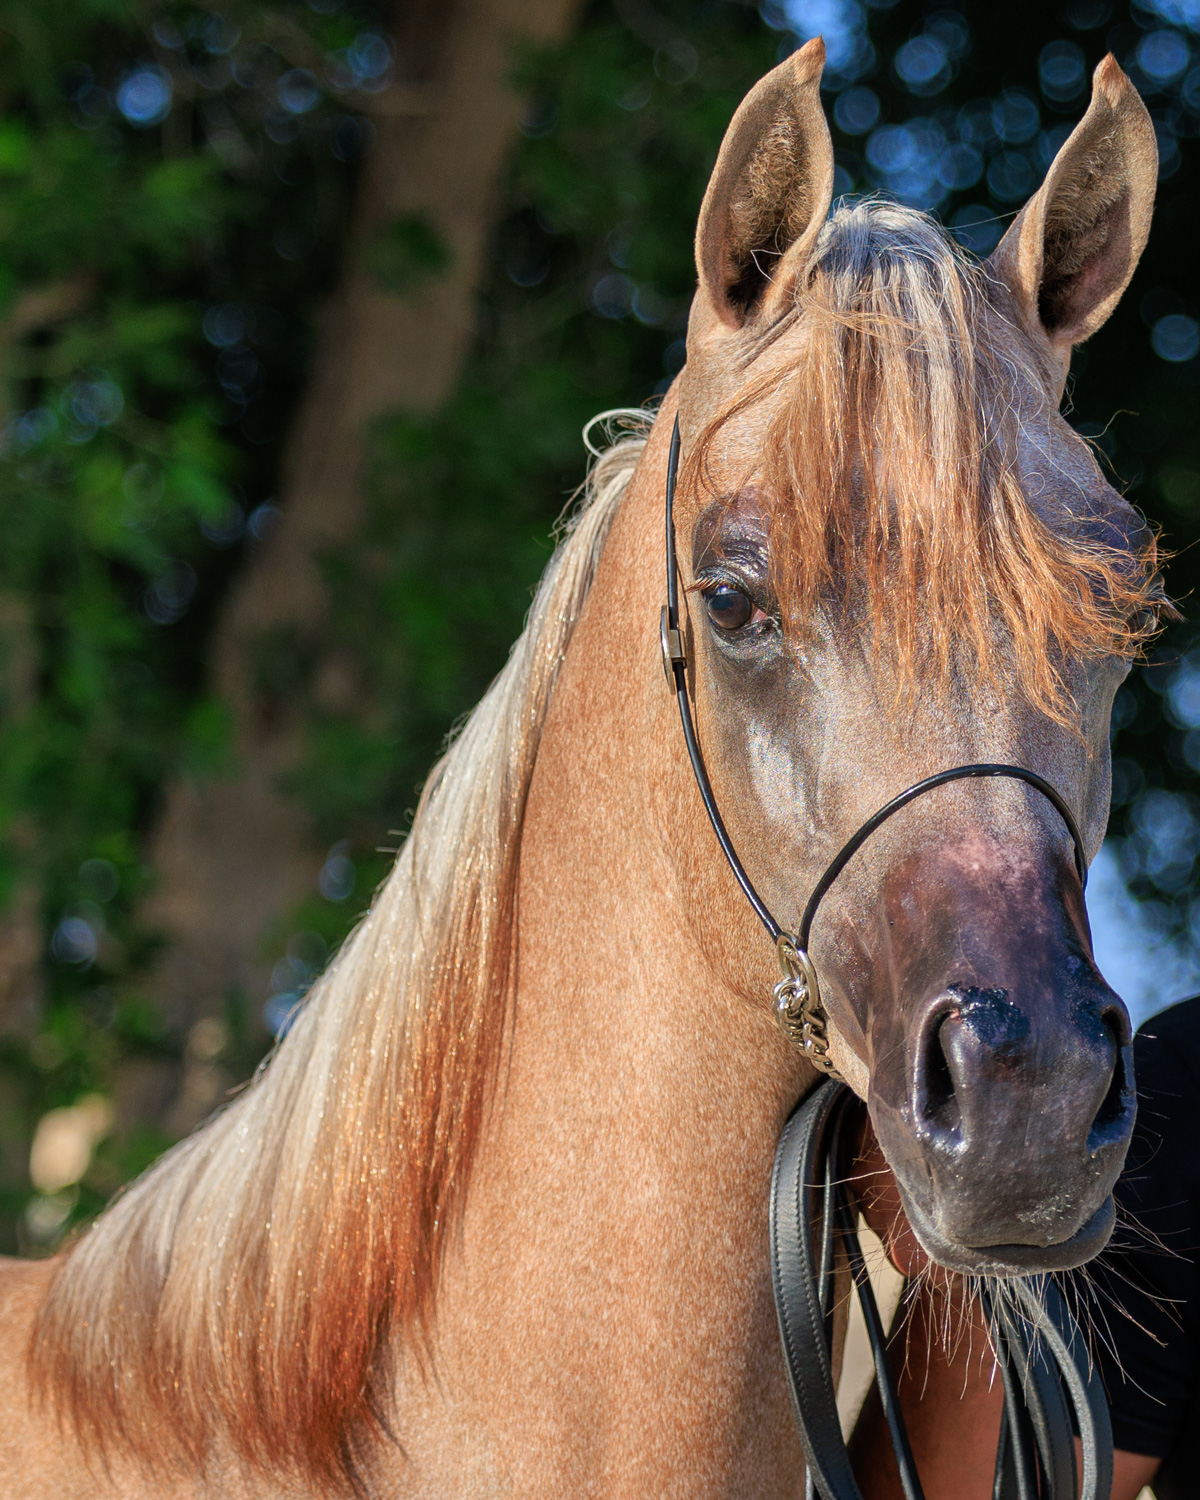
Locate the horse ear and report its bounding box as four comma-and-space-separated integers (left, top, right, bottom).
987, 55, 1156, 375
694, 39, 834, 330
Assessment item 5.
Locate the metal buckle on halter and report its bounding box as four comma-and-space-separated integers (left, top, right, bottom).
773, 933, 840, 1077
660, 604, 686, 686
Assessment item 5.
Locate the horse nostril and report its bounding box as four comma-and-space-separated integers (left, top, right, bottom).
1088, 1007, 1133, 1151
915, 1007, 961, 1140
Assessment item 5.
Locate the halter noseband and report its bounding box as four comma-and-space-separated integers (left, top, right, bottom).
660, 415, 1088, 1077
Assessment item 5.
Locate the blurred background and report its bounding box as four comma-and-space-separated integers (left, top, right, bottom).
0, 0, 1197, 1254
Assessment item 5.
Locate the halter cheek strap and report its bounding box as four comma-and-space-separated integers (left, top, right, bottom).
660, 415, 1088, 1077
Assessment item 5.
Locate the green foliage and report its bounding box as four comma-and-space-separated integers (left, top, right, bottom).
366, 213, 453, 297
0, 0, 386, 1250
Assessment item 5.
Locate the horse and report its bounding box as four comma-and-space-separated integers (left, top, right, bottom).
0, 39, 1163, 1499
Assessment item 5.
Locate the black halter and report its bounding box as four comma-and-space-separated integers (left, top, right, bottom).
659, 414, 1088, 1074
659, 413, 1111, 1500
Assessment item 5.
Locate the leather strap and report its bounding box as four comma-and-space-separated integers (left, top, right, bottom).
770, 1080, 870, 1500
770, 1080, 1114, 1500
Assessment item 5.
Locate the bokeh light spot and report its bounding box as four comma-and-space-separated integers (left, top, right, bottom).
948, 204, 1004, 255
116, 65, 172, 127
834, 85, 880, 134
318, 850, 356, 902
1038, 40, 1086, 101
1137, 29, 1191, 86
277, 68, 321, 115
1152, 313, 1200, 362
894, 34, 949, 94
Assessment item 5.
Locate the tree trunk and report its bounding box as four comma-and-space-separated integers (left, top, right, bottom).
0, 277, 92, 1038
0, 595, 40, 1039
142, 0, 581, 1095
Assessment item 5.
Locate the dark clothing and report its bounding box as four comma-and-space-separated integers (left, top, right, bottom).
1092, 994, 1200, 1473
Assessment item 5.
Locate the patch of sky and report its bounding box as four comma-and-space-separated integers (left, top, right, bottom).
592, 273, 634, 320
264, 931, 329, 1038
957, 100, 1001, 150
948, 205, 1005, 255
50, 915, 100, 967
1157, 646, 1200, 773
1138, 0, 1200, 32
987, 150, 1036, 204
318, 843, 356, 902
1125, 789, 1200, 891
761, 0, 875, 82
1088, 843, 1200, 1029
812, 11, 1059, 220
936, 143, 983, 191
1037, 123, 1075, 171
247, 501, 281, 542
326, 30, 394, 93
6, 407, 58, 454
60, 375, 123, 443
1087, 652, 1200, 1028
655, 39, 699, 84
144, 562, 197, 626
992, 89, 1041, 144
203, 303, 248, 348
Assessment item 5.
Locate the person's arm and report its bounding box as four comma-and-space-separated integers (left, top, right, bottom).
848, 1282, 1160, 1499
847, 1120, 1161, 1500
1113, 1450, 1163, 1499
846, 1118, 1002, 1498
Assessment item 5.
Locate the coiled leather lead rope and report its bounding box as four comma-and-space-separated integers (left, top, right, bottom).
770, 1080, 1114, 1500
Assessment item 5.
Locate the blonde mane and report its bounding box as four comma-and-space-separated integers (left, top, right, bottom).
691, 200, 1161, 720
31, 430, 648, 1494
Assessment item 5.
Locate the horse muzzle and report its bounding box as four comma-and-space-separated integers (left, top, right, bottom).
863, 843, 1135, 1276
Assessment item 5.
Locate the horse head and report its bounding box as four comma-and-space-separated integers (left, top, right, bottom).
671, 40, 1161, 1275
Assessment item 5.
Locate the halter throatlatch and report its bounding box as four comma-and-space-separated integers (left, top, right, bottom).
660, 415, 1089, 1078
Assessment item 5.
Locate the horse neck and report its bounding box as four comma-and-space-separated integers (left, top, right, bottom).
419, 421, 811, 1496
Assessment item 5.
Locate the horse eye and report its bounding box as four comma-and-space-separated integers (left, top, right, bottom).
705, 584, 753, 631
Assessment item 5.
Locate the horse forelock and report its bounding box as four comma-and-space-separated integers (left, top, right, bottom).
29, 430, 648, 1495
687, 198, 1163, 723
